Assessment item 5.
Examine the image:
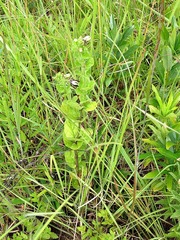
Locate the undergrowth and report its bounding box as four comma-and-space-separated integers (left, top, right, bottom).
0, 0, 180, 239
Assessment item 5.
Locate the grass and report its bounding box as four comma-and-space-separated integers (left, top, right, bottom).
0, 0, 180, 239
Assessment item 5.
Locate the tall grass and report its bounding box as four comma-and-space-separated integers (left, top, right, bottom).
0, 0, 180, 239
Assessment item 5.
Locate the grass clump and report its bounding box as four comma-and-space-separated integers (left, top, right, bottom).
0, 0, 180, 239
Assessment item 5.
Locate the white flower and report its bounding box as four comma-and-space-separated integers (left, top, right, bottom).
64, 73, 71, 78
83, 35, 91, 42
70, 79, 79, 86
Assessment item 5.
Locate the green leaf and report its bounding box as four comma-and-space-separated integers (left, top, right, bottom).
171, 209, 180, 219
156, 148, 177, 161
152, 85, 163, 108
49, 232, 58, 239
169, 63, 180, 82
162, 45, 173, 72
161, 26, 169, 43
172, 91, 180, 107
147, 125, 166, 145
60, 99, 82, 120
63, 135, 83, 150
165, 231, 180, 238
143, 170, 159, 179
121, 26, 134, 43
76, 79, 95, 95
105, 77, 113, 87
174, 33, 180, 53
166, 92, 174, 110
143, 157, 153, 167
77, 226, 86, 235
156, 61, 165, 83
63, 119, 83, 150
54, 72, 71, 96
152, 181, 165, 192
64, 119, 79, 140
83, 101, 97, 111
122, 44, 139, 60
166, 141, 175, 150
79, 161, 88, 175
11, 198, 25, 204
149, 105, 161, 115
64, 150, 76, 168
20, 130, 27, 142
165, 174, 173, 191
109, 14, 116, 30
143, 138, 163, 148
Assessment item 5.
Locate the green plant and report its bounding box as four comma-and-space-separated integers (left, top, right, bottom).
142, 83, 180, 236
7, 217, 58, 240
165, 187, 180, 238
54, 36, 97, 185
78, 209, 115, 240
104, 15, 138, 87
143, 85, 180, 191
1, 1, 180, 239
156, 18, 180, 86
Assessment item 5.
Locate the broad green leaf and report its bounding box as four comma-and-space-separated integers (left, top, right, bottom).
76, 79, 95, 95
152, 181, 165, 192
83, 101, 97, 111
166, 141, 175, 150
148, 125, 166, 145
165, 232, 180, 238
152, 85, 163, 108
149, 105, 161, 115
171, 209, 180, 219
60, 99, 82, 120
165, 174, 173, 191
169, 63, 180, 83
56, 82, 71, 96
143, 138, 163, 148
157, 148, 177, 161
161, 26, 169, 43
169, 28, 177, 49
63, 135, 83, 150
72, 178, 80, 189
172, 91, 180, 107
105, 77, 113, 87
143, 170, 159, 179
20, 130, 27, 142
80, 127, 93, 144
64, 119, 79, 140
54, 72, 71, 96
83, 52, 94, 69
166, 92, 174, 110
122, 45, 139, 60
165, 112, 177, 123
65, 150, 76, 168
174, 33, 180, 53
162, 45, 173, 72
143, 157, 153, 167
156, 61, 165, 83
63, 119, 83, 150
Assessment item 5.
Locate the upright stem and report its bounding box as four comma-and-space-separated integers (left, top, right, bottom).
75, 150, 80, 178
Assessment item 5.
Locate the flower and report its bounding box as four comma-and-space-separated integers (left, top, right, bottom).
83, 35, 91, 42
64, 73, 71, 78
